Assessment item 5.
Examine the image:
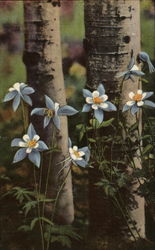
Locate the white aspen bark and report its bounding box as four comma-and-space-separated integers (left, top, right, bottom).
23, 1, 74, 224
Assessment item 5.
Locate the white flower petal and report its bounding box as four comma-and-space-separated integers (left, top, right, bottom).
70, 153, 78, 161
26, 147, 32, 154
100, 94, 108, 102
9, 87, 15, 92
142, 93, 147, 100
13, 82, 21, 92
73, 146, 78, 151
129, 92, 135, 99
126, 101, 135, 106
137, 101, 144, 106
92, 104, 98, 110
131, 65, 139, 71
79, 151, 85, 157
33, 135, 40, 141
76, 157, 83, 161
34, 142, 39, 149
137, 89, 143, 95
86, 97, 93, 104
99, 103, 108, 109
92, 91, 99, 98
55, 102, 60, 112
19, 142, 27, 147
69, 148, 74, 154
23, 134, 30, 142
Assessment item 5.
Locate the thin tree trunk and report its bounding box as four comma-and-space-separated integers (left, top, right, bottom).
23, 1, 74, 224
84, 0, 145, 246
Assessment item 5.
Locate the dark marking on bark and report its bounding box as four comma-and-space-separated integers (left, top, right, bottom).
23, 51, 40, 66
123, 35, 131, 44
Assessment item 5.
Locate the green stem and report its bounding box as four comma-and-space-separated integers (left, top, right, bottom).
21, 100, 27, 132
33, 168, 45, 250
46, 167, 71, 250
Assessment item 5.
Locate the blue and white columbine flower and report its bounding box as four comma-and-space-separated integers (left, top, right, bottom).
11, 124, 48, 168
116, 56, 145, 82
82, 84, 117, 123
31, 95, 78, 130
69, 139, 90, 168
122, 89, 155, 115
3, 82, 35, 111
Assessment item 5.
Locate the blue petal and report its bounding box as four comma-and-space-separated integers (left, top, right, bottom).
82, 89, 92, 98
38, 141, 48, 151
11, 138, 22, 147
28, 151, 41, 168
75, 159, 88, 168
105, 101, 117, 111
22, 95, 32, 106
68, 138, 72, 148
45, 95, 55, 110
143, 92, 154, 100
94, 109, 104, 123
53, 115, 60, 130
131, 105, 139, 115
127, 56, 135, 70
144, 100, 155, 108
44, 116, 51, 128
3, 91, 17, 102
82, 104, 91, 112
97, 84, 105, 95
129, 74, 135, 82
148, 60, 155, 73
22, 87, 35, 95
31, 108, 45, 116
58, 105, 78, 116
122, 104, 131, 112
12, 94, 21, 111
131, 70, 145, 76
13, 148, 27, 163
27, 123, 37, 139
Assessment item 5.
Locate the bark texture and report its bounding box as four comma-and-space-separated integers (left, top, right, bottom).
84, 0, 145, 244
23, 1, 74, 224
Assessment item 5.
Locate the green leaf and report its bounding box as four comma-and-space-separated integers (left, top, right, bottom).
30, 217, 54, 230
18, 225, 31, 232
142, 144, 153, 156
88, 138, 96, 143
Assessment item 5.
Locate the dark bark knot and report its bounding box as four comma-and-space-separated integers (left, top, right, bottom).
23, 51, 41, 66
123, 36, 131, 44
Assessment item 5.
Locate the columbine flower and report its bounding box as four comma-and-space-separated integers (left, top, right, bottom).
31, 95, 78, 130
138, 51, 155, 73
116, 56, 145, 82
68, 139, 90, 168
3, 82, 35, 111
122, 89, 155, 115
11, 123, 48, 167
82, 83, 117, 123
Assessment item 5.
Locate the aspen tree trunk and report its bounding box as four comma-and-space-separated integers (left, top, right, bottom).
23, 1, 74, 224
84, 0, 145, 246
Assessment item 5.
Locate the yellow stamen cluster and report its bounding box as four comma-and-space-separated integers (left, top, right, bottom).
93, 97, 103, 104
27, 140, 37, 148
133, 94, 142, 102
44, 108, 54, 117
